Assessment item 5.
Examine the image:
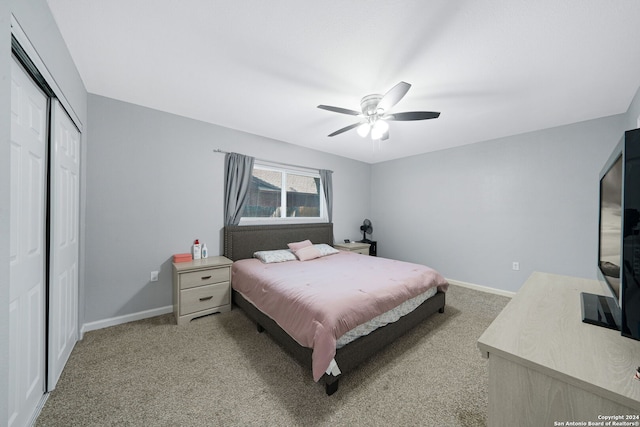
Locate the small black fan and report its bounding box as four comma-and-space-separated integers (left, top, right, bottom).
360, 219, 373, 243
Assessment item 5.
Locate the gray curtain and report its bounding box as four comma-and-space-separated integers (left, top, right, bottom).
224, 153, 255, 225
319, 169, 333, 223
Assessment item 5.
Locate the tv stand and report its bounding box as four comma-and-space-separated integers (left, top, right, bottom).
478, 272, 640, 425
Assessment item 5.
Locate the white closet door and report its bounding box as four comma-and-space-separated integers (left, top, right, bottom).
9, 57, 48, 427
48, 100, 80, 390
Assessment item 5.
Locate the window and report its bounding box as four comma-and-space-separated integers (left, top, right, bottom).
240, 162, 326, 224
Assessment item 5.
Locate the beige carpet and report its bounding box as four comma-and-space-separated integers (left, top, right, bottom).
36, 284, 510, 427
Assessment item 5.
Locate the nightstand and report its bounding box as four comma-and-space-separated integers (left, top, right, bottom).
172, 256, 233, 325
334, 242, 371, 255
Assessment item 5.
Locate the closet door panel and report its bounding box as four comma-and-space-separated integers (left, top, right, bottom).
9, 56, 47, 427
48, 100, 80, 390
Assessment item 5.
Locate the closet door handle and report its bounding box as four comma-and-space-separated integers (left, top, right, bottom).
199, 296, 213, 301
201, 275, 212, 280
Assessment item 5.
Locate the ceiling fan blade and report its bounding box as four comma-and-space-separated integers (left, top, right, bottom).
328, 122, 364, 137
317, 105, 362, 116
376, 81, 411, 113
385, 111, 440, 121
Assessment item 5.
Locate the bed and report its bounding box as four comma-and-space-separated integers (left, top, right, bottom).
224, 223, 447, 395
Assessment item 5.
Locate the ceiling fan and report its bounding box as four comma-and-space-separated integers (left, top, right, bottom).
317, 81, 440, 141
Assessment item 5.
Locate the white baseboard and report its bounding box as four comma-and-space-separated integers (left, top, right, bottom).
446, 278, 516, 298
80, 305, 173, 339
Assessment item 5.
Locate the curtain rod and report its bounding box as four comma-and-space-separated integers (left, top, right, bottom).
213, 149, 333, 173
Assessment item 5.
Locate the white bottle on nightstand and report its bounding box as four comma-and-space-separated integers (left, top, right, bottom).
193, 239, 201, 260
201, 243, 208, 259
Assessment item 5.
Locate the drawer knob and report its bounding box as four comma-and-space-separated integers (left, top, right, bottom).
201, 275, 212, 280
199, 296, 213, 301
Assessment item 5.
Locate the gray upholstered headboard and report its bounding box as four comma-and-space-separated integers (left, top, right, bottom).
223, 223, 334, 261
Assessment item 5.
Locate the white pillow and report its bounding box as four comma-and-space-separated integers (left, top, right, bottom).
314, 244, 340, 256
253, 249, 296, 263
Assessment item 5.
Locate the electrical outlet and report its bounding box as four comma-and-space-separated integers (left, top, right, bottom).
512, 262, 520, 271
150, 271, 159, 282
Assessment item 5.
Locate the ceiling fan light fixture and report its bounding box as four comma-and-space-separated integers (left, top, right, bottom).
370, 119, 389, 140
357, 122, 371, 137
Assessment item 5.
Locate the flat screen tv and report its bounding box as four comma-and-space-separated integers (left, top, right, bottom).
581, 128, 640, 340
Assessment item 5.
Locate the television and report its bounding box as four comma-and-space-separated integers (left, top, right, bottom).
581, 128, 640, 340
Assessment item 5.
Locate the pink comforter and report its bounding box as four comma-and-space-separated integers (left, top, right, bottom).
231, 251, 449, 381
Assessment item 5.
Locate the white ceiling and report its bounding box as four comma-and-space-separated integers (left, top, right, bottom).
46, 0, 640, 164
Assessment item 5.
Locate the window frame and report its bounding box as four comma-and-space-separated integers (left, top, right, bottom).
239, 161, 328, 226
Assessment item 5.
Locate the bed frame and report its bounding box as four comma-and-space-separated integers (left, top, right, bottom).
223, 223, 446, 395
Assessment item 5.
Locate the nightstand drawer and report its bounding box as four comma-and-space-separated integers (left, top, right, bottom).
352, 248, 370, 255
180, 282, 230, 315
180, 267, 230, 290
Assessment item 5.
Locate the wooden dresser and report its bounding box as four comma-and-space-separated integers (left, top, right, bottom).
172, 256, 233, 325
478, 272, 640, 426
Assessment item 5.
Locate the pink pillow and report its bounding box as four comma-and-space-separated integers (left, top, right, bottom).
287, 239, 312, 251
294, 245, 322, 261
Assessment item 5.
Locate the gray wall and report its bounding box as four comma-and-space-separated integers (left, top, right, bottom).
625, 85, 640, 130
84, 94, 371, 323
371, 114, 629, 293
3, 0, 87, 420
